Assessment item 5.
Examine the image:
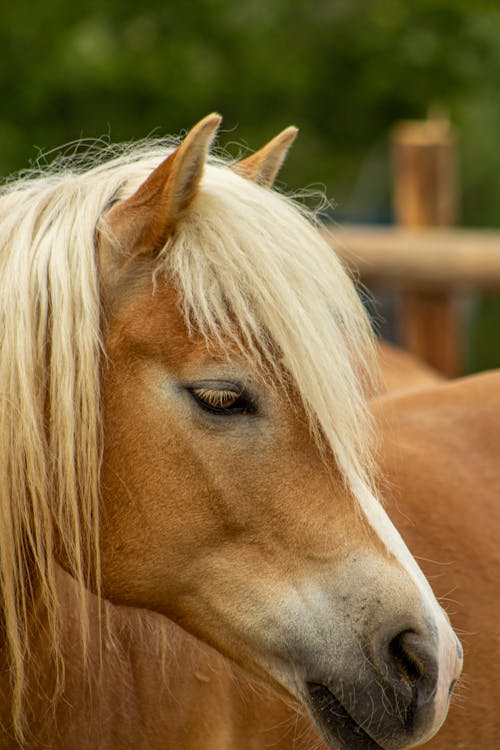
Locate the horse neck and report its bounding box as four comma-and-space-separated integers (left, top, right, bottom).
0, 564, 223, 747
0, 572, 60, 748
0, 562, 117, 748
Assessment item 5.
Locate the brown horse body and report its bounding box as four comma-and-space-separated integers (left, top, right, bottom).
0, 117, 463, 748
377, 341, 443, 393
376, 369, 500, 749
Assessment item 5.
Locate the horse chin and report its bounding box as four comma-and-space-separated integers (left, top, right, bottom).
305, 683, 386, 750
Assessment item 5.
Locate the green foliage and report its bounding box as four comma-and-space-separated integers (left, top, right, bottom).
2, 0, 500, 219
2, 0, 500, 368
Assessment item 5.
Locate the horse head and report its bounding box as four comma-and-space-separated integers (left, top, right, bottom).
94, 115, 462, 749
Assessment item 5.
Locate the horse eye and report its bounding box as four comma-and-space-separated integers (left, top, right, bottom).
189, 386, 255, 415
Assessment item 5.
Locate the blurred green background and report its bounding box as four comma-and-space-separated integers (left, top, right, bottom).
2, 0, 500, 369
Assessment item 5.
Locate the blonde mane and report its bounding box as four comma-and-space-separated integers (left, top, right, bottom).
0, 141, 376, 738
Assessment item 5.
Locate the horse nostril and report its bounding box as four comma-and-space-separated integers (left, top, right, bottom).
385, 629, 438, 706
389, 631, 423, 685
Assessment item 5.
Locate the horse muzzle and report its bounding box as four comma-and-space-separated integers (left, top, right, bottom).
302, 616, 462, 750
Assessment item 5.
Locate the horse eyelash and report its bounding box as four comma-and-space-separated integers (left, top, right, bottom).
192, 388, 240, 409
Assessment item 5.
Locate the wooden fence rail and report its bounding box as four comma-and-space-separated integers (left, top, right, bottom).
322, 115, 500, 376
326, 225, 500, 289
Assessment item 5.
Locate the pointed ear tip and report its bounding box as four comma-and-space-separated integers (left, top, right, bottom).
283, 125, 299, 140
185, 113, 222, 141
200, 112, 223, 130
182, 113, 222, 153
270, 126, 298, 150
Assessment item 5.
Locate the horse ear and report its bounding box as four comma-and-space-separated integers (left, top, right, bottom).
104, 113, 222, 258
232, 126, 298, 187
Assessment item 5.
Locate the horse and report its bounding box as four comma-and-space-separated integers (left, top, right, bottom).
0, 114, 461, 749
15, 375, 497, 750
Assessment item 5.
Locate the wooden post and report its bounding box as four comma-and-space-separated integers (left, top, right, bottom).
392, 116, 461, 376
